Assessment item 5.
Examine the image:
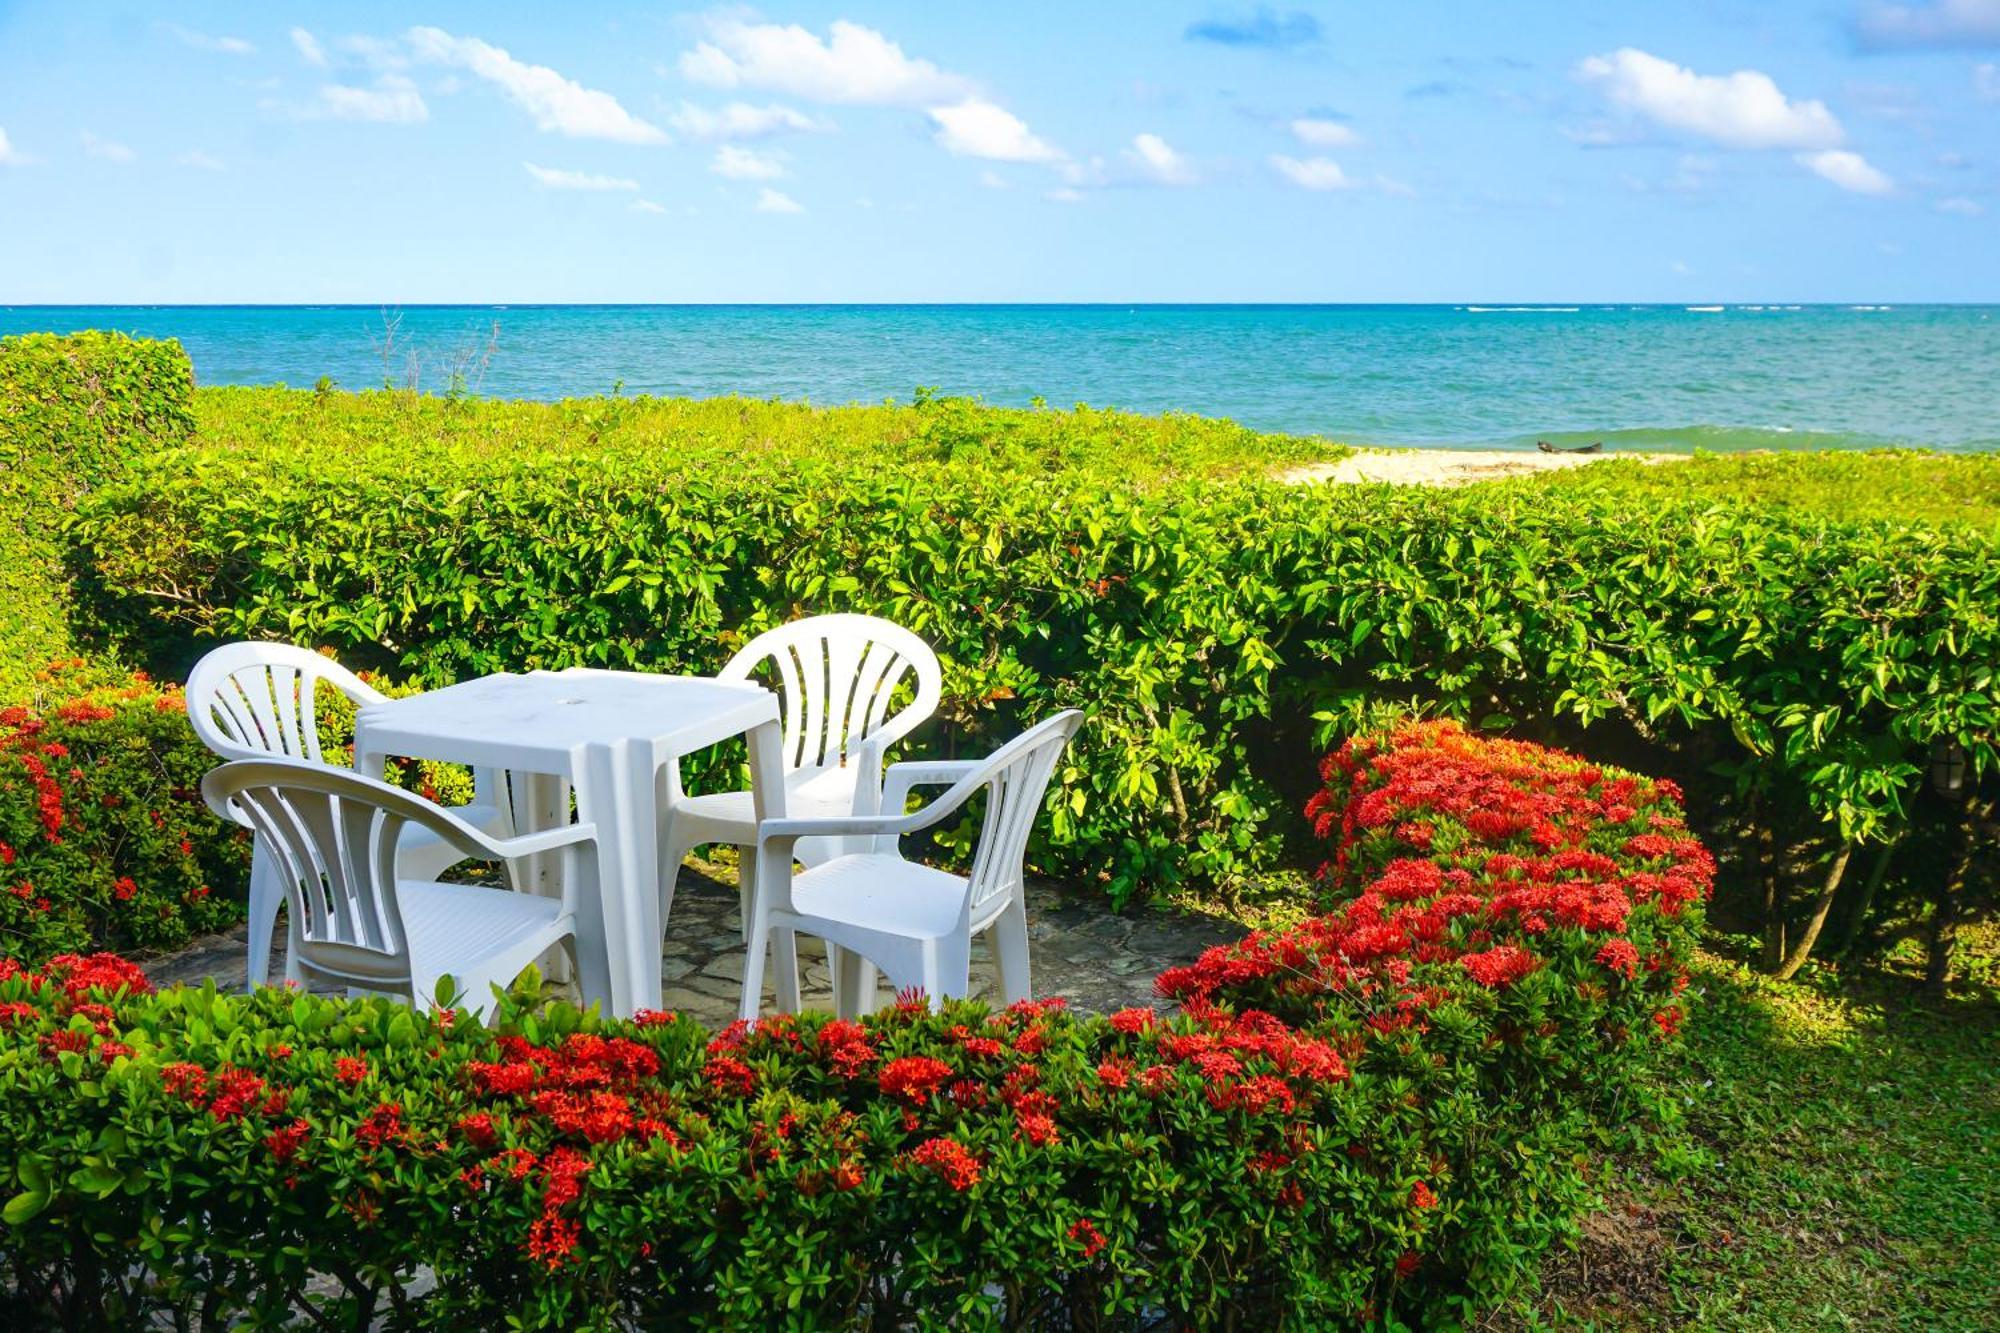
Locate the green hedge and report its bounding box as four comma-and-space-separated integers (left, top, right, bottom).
0, 333, 195, 701
67, 389, 2000, 912
0, 724, 1706, 1329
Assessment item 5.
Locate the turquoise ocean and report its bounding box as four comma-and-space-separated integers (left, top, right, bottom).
4, 303, 1996, 452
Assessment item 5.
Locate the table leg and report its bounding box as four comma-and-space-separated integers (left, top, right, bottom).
744, 719, 796, 1016
575, 740, 662, 1018
516, 771, 575, 988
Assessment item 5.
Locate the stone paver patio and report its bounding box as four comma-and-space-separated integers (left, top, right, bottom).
145, 860, 1245, 1025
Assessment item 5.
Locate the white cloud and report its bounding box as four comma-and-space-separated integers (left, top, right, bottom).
979, 169, 1008, 189
291, 28, 328, 68
525, 162, 640, 191
177, 151, 225, 171
668, 101, 826, 140
711, 145, 786, 180
1270, 153, 1353, 190
680, 18, 969, 105
755, 187, 804, 213
0, 128, 29, 166
1576, 48, 1843, 150
1045, 186, 1085, 204
308, 76, 430, 124
1126, 132, 1198, 185
164, 25, 253, 56
1857, 0, 2000, 49
929, 98, 1063, 163
81, 131, 135, 163
1798, 148, 1893, 194
631, 199, 668, 214
406, 26, 667, 144
1373, 174, 1417, 198
1936, 195, 1986, 214
1291, 117, 1360, 147
1979, 62, 2000, 99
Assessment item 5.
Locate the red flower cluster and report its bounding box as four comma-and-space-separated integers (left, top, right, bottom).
910, 1136, 983, 1191
1158, 723, 1711, 1046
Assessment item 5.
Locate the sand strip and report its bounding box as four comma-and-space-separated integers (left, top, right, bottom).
1280, 448, 1685, 488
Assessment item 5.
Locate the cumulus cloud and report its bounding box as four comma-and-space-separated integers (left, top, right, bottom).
163, 24, 253, 56
711, 144, 785, 180
1936, 195, 1986, 214
1184, 8, 1322, 48
80, 131, 135, 163
1291, 117, 1360, 147
929, 98, 1064, 163
1576, 48, 1843, 149
1125, 132, 1198, 185
668, 101, 826, 140
291, 28, 328, 67
1979, 62, 2000, 97
524, 162, 640, 190
0, 128, 30, 166
631, 199, 668, 214
1798, 148, 1894, 193
407, 26, 667, 143
681, 18, 969, 105
176, 151, 225, 171
1856, 0, 2000, 49
307, 76, 430, 124
755, 187, 804, 213
1270, 154, 1352, 189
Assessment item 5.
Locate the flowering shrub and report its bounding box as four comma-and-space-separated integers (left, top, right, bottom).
0, 725, 1708, 1328
0, 663, 245, 962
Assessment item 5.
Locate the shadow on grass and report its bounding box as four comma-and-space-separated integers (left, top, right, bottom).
1504, 942, 1999, 1331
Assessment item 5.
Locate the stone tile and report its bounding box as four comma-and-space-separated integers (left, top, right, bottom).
138, 876, 1246, 1026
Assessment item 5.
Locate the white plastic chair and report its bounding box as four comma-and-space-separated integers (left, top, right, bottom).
186, 642, 514, 986
200, 759, 600, 1020
739, 709, 1083, 1021
657, 614, 944, 936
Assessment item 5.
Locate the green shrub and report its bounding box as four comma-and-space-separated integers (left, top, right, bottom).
0, 333, 195, 700
67, 393, 2000, 917
0, 664, 245, 961
0, 725, 1707, 1329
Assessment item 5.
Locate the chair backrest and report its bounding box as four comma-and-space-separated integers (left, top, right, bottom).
186, 642, 386, 766
200, 759, 490, 987
721, 614, 942, 775
960, 711, 1084, 919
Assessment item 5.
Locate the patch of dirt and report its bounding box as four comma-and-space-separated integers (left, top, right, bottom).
1480, 1192, 1682, 1331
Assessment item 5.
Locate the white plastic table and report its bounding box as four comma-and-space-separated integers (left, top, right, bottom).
352, 668, 784, 1017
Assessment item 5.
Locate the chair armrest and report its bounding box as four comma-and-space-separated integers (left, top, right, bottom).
485, 821, 598, 859
879, 759, 981, 810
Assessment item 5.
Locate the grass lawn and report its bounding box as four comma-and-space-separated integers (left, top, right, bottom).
1506, 450, 2000, 531
1509, 941, 1999, 1330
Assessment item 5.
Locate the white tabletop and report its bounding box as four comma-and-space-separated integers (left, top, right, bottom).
353, 669, 779, 773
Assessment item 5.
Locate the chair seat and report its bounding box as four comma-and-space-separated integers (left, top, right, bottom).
396, 878, 566, 965
677, 767, 862, 835
785, 853, 972, 941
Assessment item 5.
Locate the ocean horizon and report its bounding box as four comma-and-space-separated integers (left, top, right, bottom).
6, 302, 1997, 453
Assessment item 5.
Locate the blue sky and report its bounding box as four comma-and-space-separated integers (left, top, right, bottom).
1, 2, 1996, 302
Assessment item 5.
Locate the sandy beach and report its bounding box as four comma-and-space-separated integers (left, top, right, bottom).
1280, 448, 1685, 487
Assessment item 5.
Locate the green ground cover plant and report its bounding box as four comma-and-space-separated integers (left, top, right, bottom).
0, 722, 1707, 1329
1513, 449, 2000, 531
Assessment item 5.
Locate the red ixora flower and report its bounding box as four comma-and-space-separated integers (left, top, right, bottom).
1595, 938, 1641, 980
910, 1136, 983, 1191
1410, 1180, 1439, 1210
1460, 945, 1541, 989
334, 1056, 369, 1086
878, 1055, 954, 1105
1068, 1217, 1107, 1260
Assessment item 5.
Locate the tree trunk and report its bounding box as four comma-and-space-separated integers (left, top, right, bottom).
1924, 804, 1983, 1001
1773, 843, 1854, 980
